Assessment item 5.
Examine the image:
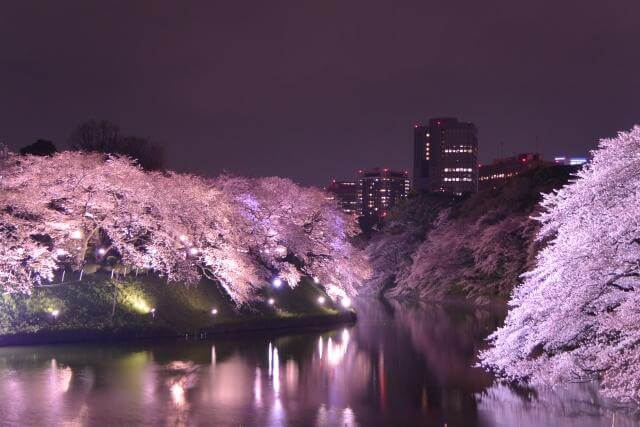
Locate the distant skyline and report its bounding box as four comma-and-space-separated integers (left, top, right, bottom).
2, 1, 640, 185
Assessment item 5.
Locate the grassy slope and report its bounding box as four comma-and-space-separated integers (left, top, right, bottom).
0, 272, 350, 343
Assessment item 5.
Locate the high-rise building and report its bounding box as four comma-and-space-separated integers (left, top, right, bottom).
325, 180, 360, 215
479, 153, 549, 190
357, 168, 410, 219
413, 117, 478, 194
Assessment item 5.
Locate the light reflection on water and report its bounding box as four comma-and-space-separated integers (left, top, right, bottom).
0, 299, 637, 426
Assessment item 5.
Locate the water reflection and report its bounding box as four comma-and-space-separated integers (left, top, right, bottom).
0, 299, 637, 426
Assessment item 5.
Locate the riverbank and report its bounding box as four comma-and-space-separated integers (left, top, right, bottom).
0, 273, 355, 346
363, 165, 576, 303
0, 297, 633, 427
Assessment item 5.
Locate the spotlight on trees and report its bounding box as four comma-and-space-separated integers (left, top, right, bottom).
313, 277, 320, 284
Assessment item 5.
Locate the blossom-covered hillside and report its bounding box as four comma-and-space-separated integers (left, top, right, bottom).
362, 166, 574, 303
0, 152, 369, 305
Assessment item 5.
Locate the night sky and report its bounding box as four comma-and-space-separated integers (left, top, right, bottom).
2, 1, 640, 185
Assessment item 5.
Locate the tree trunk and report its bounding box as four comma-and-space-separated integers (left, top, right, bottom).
111, 282, 118, 323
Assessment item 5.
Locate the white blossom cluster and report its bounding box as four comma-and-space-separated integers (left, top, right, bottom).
0, 152, 370, 303
480, 127, 640, 403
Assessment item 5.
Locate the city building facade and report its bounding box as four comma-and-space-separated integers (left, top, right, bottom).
553, 156, 588, 166
479, 152, 549, 190
357, 168, 410, 219
413, 117, 479, 195
325, 180, 360, 215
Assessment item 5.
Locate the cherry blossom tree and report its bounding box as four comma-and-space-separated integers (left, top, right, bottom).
480, 126, 640, 403
217, 175, 369, 299
0, 151, 369, 304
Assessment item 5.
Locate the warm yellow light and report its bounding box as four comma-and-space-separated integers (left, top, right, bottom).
131, 298, 151, 314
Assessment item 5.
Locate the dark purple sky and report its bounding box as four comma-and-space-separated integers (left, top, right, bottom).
2, 1, 639, 185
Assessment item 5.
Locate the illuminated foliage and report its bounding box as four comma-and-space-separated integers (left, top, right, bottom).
0, 152, 370, 304
481, 127, 640, 403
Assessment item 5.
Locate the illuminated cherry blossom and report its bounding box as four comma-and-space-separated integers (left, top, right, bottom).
480, 127, 640, 403
0, 151, 370, 303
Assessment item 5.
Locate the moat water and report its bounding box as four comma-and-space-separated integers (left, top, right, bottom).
0, 299, 636, 426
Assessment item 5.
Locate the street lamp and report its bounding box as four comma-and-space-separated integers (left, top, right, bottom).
211, 308, 218, 315
341, 297, 352, 309
268, 298, 275, 306
317, 296, 326, 305
150, 308, 156, 319
272, 278, 282, 288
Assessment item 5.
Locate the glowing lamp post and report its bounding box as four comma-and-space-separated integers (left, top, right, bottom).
150, 308, 156, 319
268, 298, 275, 306
98, 248, 107, 256
50, 309, 60, 318
272, 278, 282, 288
317, 296, 326, 305
211, 308, 218, 315
341, 297, 352, 309
313, 277, 320, 284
